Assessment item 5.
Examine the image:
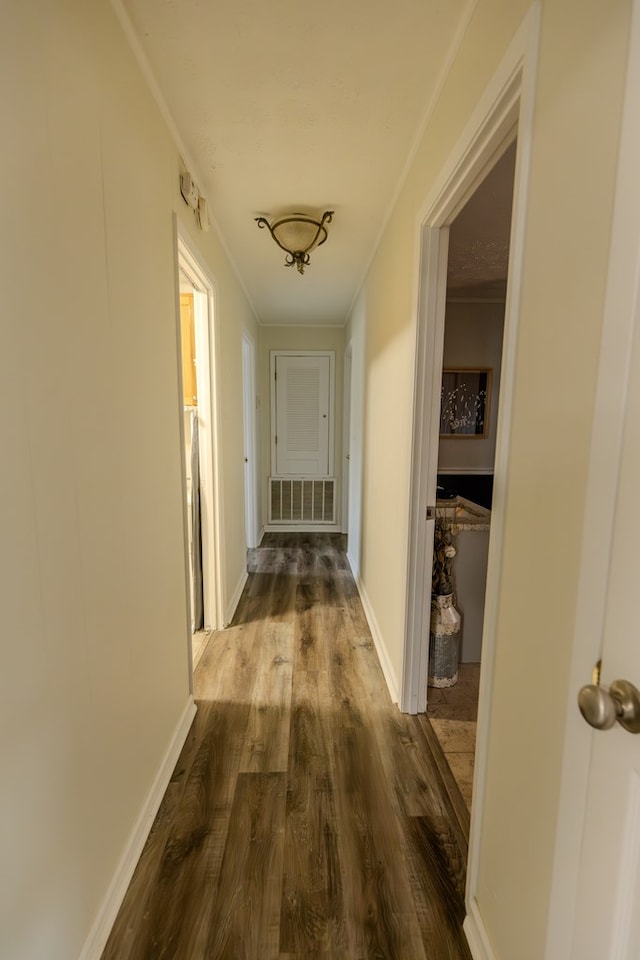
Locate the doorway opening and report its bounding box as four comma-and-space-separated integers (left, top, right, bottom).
242, 331, 259, 550
177, 233, 223, 671
342, 344, 352, 537
426, 142, 517, 808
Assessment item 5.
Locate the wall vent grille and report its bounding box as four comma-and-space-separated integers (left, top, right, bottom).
269, 478, 335, 524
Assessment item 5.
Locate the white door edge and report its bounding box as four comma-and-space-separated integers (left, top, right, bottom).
545, 2, 640, 954
342, 344, 352, 535
242, 331, 258, 549
177, 228, 225, 632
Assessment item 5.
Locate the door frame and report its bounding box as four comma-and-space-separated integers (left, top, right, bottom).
402, 5, 539, 712
242, 330, 259, 549
545, 1, 640, 954
400, 4, 541, 949
342, 343, 352, 535
176, 228, 224, 640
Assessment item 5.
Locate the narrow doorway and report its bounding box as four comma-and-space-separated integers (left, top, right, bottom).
177, 235, 223, 670
178, 283, 202, 638
342, 344, 352, 538
427, 143, 516, 809
242, 332, 258, 550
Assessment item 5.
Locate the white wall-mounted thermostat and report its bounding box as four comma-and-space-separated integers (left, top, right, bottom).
180, 172, 199, 210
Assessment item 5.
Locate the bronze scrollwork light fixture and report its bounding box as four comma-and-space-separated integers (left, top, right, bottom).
254, 210, 334, 274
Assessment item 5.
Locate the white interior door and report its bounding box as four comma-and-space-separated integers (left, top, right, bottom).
274, 353, 331, 476
572, 282, 640, 958
242, 333, 258, 548
342, 346, 352, 535
570, 5, 640, 954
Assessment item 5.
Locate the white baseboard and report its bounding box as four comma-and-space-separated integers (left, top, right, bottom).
464, 898, 497, 960
79, 696, 197, 960
225, 568, 248, 625
264, 523, 341, 534
355, 575, 400, 705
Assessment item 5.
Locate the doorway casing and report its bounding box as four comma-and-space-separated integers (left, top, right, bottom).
544, 0, 640, 953
242, 330, 259, 549
176, 228, 225, 649
401, 6, 540, 954
342, 344, 352, 535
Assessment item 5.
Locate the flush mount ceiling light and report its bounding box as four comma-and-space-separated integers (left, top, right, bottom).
255, 210, 334, 274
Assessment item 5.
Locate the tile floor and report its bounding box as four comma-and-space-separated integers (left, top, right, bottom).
427, 662, 480, 809
191, 629, 211, 670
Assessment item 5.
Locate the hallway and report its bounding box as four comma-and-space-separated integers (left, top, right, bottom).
102, 534, 472, 959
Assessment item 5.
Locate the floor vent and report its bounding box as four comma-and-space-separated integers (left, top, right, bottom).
269, 478, 335, 524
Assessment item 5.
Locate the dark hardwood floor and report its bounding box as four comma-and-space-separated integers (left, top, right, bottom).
102, 533, 472, 960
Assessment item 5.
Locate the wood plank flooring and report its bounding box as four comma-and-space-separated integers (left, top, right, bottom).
102, 533, 472, 960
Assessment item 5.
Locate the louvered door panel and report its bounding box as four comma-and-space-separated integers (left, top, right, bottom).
275, 354, 330, 476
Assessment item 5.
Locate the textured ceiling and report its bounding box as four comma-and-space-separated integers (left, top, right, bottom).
121, 0, 474, 324
447, 142, 516, 300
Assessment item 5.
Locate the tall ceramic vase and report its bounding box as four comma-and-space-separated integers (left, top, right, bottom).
428, 593, 460, 687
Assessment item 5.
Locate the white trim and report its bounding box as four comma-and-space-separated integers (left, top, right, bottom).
467, 0, 540, 920
545, 1, 640, 954
178, 229, 225, 632
79, 697, 197, 960
193, 289, 217, 628
345, 318, 364, 580
242, 331, 259, 549
403, 226, 449, 716
400, 0, 541, 937
356, 575, 401, 705
464, 899, 498, 960
265, 522, 340, 534
225, 568, 248, 626
341, 344, 352, 535
172, 225, 195, 693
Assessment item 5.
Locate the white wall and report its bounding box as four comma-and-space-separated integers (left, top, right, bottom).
346, 0, 632, 956
258, 326, 346, 529
438, 301, 505, 472
0, 2, 256, 957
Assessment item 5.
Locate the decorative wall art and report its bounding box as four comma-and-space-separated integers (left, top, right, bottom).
439, 368, 492, 438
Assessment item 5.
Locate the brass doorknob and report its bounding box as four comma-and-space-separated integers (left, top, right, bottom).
578, 679, 640, 734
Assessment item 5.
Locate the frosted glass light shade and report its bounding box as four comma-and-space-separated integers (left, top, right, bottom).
255, 210, 334, 274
